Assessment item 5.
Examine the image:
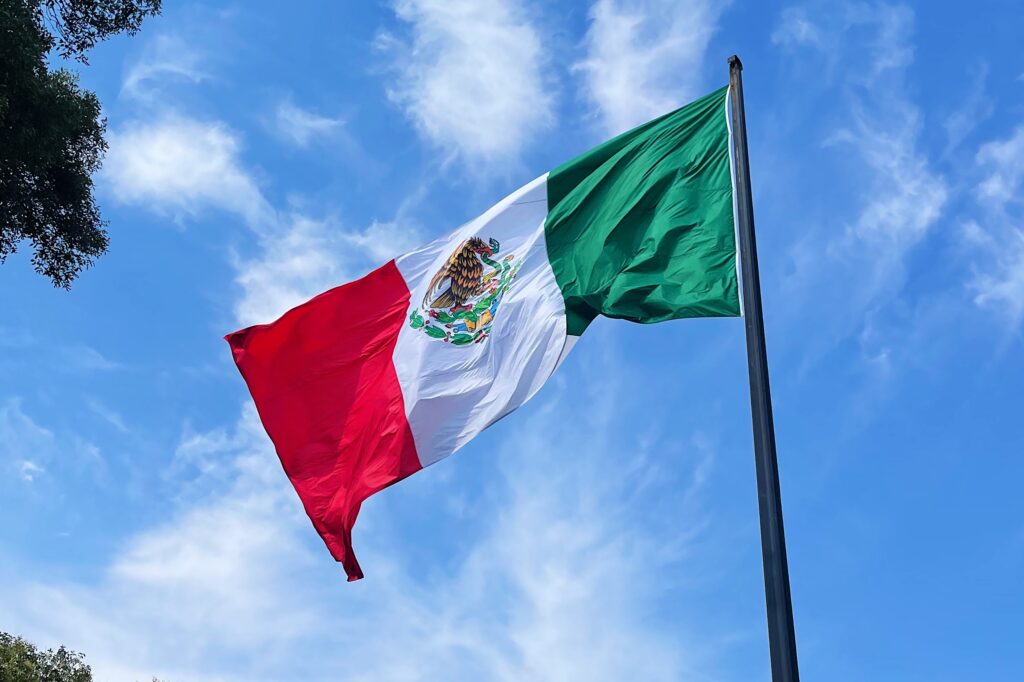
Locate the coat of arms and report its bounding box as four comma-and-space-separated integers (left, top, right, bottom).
408, 237, 522, 345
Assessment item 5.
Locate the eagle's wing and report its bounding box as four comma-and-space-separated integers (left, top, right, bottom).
424, 273, 454, 308
424, 240, 484, 309
422, 240, 463, 308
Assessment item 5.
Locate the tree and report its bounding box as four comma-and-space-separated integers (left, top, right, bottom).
0, 632, 169, 681
0, 632, 92, 682
0, 1, 161, 288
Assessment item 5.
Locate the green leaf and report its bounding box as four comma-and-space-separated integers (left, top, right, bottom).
425, 325, 448, 339
451, 334, 475, 345
409, 310, 425, 328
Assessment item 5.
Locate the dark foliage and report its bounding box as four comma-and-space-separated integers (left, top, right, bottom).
40, 0, 162, 62
0, 0, 160, 288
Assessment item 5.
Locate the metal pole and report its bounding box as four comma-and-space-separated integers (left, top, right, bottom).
728, 55, 801, 682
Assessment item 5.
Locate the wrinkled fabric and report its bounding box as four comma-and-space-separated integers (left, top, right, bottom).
545, 85, 740, 335
392, 174, 570, 468
226, 262, 421, 581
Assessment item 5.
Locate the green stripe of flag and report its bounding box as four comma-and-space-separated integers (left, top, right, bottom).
544, 85, 740, 336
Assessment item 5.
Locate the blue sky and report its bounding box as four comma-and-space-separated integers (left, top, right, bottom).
2, 1, 1023, 680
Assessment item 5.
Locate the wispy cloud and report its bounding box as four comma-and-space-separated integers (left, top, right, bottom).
121, 34, 209, 101
1, 398, 55, 484
275, 100, 344, 147
771, 6, 825, 50
0, 334, 123, 376
827, 98, 947, 257
963, 126, 1024, 327
378, 0, 553, 165
775, 3, 947, 329
231, 214, 351, 326
2, 359, 717, 681
340, 218, 422, 265
829, 5, 946, 260
942, 63, 992, 157
104, 117, 276, 231
18, 460, 45, 483
772, 1, 1024, 346
576, 0, 728, 136
3, 405, 317, 681
0, 399, 103, 485
963, 222, 1024, 326
86, 399, 130, 434
57, 345, 123, 372
976, 125, 1024, 206
232, 214, 422, 327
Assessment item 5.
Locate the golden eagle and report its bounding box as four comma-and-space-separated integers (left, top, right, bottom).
423, 237, 498, 309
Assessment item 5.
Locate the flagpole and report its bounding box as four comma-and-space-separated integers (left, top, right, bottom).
727, 55, 801, 682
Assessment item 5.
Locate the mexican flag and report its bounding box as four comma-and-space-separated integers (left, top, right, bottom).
227, 85, 741, 580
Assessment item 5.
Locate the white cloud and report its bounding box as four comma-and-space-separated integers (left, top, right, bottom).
1, 399, 104, 485
232, 214, 421, 327
122, 34, 208, 101
104, 117, 276, 230
963, 126, 1024, 326
576, 0, 728, 136
2, 362, 716, 681
779, 4, 946, 301
275, 100, 344, 147
853, 2, 914, 76
828, 99, 947, 253
172, 423, 235, 478
232, 215, 349, 326
942, 63, 992, 156
975, 249, 1024, 325
964, 222, 1024, 325
2, 405, 318, 681
109, 414, 312, 641
57, 344, 123, 372
976, 126, 1024, 206
1, 398, 55, 483
342, 218, 422, 265
767, 2, 954, 382
86, 399, 129, 434
835, 5, 946, 254
379, 0, 553, 164
0, 337, 123, 375
112, 33, 280, 233
771, 6, 824, 49
19, 460, 45, 483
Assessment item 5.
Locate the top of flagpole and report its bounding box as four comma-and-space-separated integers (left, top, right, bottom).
728, 54, 743, 72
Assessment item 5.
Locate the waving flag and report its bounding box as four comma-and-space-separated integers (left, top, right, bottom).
226, 85, 740, 580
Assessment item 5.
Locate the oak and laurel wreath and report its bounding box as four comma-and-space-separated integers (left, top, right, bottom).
409, 242, 523, 346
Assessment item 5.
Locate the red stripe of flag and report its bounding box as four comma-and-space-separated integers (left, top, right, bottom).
226, 260, 422, 580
